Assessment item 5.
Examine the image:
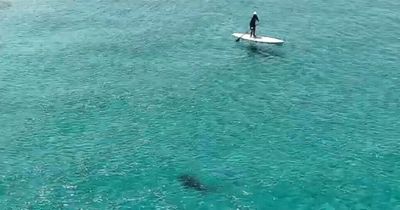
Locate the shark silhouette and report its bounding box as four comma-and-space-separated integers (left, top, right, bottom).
178, 174, 208, 192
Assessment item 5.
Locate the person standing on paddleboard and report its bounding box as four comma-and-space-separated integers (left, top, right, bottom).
249, 11, 259, 38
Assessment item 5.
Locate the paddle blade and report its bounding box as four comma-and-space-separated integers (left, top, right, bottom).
235, 38, 240, 42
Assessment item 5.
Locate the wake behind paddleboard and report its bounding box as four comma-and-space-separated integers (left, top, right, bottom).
233, 33, 284, 44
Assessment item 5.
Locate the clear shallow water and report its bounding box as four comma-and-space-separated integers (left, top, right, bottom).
1, 0, 399, 209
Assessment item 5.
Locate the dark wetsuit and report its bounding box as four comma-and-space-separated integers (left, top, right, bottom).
249, 14, 259, 37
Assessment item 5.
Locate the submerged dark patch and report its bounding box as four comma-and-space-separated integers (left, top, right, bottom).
0, 1, 11, 10
178, 174, 208, 192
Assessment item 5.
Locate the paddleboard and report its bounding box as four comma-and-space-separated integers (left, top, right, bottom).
233, 33, 284, 44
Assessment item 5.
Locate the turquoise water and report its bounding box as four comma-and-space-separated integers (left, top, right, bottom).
1, 0, 400, 209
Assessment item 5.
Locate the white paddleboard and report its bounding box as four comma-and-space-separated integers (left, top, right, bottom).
232, 33, 284, 44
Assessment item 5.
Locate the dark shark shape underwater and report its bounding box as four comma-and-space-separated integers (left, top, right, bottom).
178, 174, 208, 192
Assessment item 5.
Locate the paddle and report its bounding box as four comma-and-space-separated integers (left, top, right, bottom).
235, 31, 249, 42
235, 24, 258, 42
